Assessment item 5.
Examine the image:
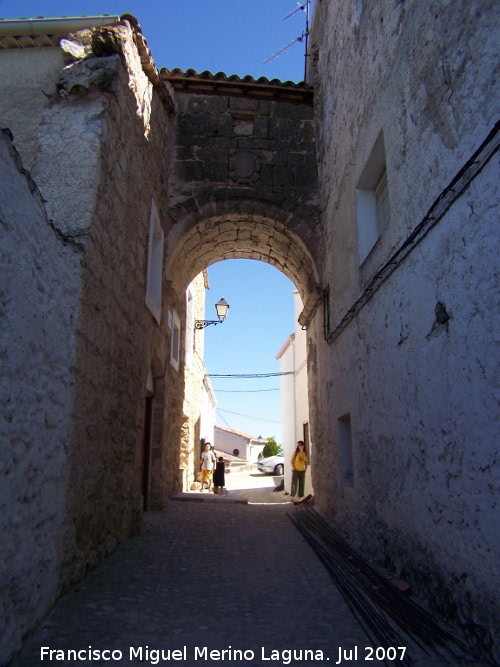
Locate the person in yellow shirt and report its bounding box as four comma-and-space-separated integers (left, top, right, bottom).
290, 440, 308, 502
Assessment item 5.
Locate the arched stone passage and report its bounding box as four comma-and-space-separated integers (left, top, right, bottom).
166, 199, 322, 325
163, 70, 321, 324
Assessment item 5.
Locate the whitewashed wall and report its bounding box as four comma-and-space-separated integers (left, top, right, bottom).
309, 0, 500, 656
277, 291, 312, 496
181, 273, 213, 490
200, 375, 217, 447
0, 131, 82, 665
214, 426, 264, 462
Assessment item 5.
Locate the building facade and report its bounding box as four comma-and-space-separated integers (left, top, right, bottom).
0, 18, 208, 663
276, 290, 312, 497
307, 0, 499, 655
214, 426, 266, 463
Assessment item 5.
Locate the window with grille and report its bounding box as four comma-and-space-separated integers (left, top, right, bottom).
375, 170, 390, 236
355, 132, 389, 264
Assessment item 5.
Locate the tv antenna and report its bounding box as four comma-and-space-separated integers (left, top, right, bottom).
263, 0, 311, 80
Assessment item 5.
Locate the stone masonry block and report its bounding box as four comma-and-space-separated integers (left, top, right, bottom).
294, 166, 318, 188
178, 114, 205, 136
229, 97, 259, 112
188, 97, 211, 114
254, 116, 269, 139
272, 165, 294, 187
236, 138, 271, 151
175, 160, 204, 182
216, 229, 239, 243
287, 152, 308, 167
205, 162, 229, 182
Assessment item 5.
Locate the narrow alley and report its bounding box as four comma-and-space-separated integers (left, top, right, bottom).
1, 5, 498, 666
9, 484, 485, 667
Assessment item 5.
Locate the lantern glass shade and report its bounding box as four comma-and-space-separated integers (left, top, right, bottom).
215, 298, 230, 320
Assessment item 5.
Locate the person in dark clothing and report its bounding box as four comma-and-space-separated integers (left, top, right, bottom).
213, 456, 226, 495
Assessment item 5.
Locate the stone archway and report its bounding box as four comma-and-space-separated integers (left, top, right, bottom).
165, 198, 319, 498
165, 198, 322, 325
163, 69, 321, 324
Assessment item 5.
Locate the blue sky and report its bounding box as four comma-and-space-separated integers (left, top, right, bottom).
0, 0, 312, 444
0, 0, 312, 82
203, 260, 296, 445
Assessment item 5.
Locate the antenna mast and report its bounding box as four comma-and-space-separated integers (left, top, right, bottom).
263, 0, 311, 81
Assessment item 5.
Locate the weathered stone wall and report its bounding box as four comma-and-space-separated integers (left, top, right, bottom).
0, 132, 82, 664
309, 0, 499, 655
0, 21, 188, 663
49, 23, 177, 584
165, 88, 321, 315
169, 91, 317, 222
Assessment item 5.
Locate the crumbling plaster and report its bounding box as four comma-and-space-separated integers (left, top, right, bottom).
0, 47, 64, 171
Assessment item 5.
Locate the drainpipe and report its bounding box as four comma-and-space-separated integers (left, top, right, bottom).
0, 16, 121, 37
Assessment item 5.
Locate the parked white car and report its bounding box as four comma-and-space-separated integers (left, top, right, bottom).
257, 455, 284, 476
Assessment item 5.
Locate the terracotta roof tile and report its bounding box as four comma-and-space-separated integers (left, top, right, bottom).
161, 67, 313, 102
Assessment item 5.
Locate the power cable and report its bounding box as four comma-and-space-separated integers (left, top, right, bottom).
216, 411, 234, 430
216, 408, 281, 424
207, 372, 293, 378
213, 388, 280, 393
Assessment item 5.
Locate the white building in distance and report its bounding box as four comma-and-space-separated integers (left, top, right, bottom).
276, 290, 313, 497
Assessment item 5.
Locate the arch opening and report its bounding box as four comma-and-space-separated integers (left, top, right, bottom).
165, 204, 322, 326
193, 258, 314, 504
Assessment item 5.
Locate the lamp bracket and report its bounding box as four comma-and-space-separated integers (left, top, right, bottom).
195, 320, 223, 329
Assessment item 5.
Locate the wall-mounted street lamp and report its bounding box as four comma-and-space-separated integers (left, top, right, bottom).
195, 298, 230, 329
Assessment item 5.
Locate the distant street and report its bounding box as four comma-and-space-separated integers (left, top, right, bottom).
224, 466, 288, 503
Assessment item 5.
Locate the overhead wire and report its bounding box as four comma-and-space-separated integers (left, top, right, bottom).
207, 372, 293, 378
216, 408, 281, 424
216, 411, 234, 430
213, 388, 280, 393
210, 375, 287, 430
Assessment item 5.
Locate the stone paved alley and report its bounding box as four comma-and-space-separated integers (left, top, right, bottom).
9, 478, 487, 667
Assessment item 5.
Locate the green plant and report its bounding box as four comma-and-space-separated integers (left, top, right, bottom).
262, 436, 280, 458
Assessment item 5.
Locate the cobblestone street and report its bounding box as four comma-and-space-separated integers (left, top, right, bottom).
9, 474, 473, 667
